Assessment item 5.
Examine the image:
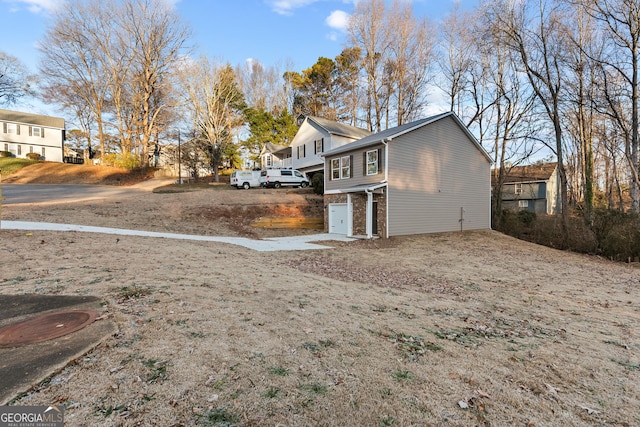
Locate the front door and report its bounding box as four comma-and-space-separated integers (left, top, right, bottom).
372, 201, 378, 235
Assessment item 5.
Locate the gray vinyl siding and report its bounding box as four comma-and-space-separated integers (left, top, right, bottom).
387, 116, 491, 236
501, 182, 546, 200
325, 143, 385, 191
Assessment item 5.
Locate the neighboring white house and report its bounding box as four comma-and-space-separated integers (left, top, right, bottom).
290, 116, 371, 176
260, 142, 292, 169
322, 112, 492, 238
0, 109, 66, 162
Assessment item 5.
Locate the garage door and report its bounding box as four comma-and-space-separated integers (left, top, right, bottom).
328, 203, 348, 234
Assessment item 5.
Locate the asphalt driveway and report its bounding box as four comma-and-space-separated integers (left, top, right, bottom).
0, 182, 170, 205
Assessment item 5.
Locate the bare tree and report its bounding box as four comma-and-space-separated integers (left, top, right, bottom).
490, 0, 572, 244
39, 0, 189, 166
579, 0, 640, 212
0, 51, 35, 106
347, 0, 391, 132
39, 0, 112, 158
437, 5, 477, 117
386, 1, 436, 126
180, 57, 245, 181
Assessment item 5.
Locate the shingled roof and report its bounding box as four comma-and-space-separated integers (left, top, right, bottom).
502, 162, 557, 183
307, 116, 372, 140
0, 109, 65, 129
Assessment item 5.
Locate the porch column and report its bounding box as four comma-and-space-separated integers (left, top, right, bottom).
347, 193, 353, 237
365, 190, 373, 239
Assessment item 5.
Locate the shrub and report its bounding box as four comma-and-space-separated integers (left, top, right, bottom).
311, 172, 324, 195
0, 151, 12, 158
590, 208, 640, 261
101, 152, 141, 169
25, 152, 41, 160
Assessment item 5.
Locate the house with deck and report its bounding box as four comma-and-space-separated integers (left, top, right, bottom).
0, 109, 65, 162
321, 112, 492, 238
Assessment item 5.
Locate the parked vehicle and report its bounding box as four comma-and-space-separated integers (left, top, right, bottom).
259, 169, 309, 188
230, 170, 261, 189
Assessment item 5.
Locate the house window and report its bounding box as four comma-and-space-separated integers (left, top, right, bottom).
265, 154, 272, 167
331, 158, 340, 180
297, 144, 306, 159
340, 155, 350, 179
518, 200, 529, 208
31, 126, 42, 137
42, 147, 46, 157
29, 146, 34, 153
3, 143, 7, 151
6, 123, 19, 135
515, 183, 522, 195
315, 138, 324, 154
366, 149, 378, 175
17, 145, 22, 155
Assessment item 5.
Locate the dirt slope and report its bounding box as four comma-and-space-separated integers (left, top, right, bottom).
2, 162, 153, 185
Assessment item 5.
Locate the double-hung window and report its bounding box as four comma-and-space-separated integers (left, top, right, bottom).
331, 155, 351, 180
515, 183, 523, 195
366, 149, 378, 175
314, 138, 324, 154
5, 123, 19, 135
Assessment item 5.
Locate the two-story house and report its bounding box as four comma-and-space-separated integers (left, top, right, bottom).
0, 109, 65, 162
289, 116, 371, 177
322, 112, 492, 238
499, 162, 559, 215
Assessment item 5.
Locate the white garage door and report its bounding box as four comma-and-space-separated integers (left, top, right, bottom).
328, 203, 348, 234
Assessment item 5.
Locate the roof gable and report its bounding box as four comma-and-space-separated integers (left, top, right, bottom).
321, 112, 491, 162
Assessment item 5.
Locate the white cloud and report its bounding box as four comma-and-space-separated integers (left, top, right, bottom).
267, 0, 319, 16
325, 9, 349, 31
2, 0, 63, 13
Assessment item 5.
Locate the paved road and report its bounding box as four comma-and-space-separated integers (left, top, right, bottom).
0, 183, 162, 205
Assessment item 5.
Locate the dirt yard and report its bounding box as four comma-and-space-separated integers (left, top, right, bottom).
1, 183, 639, 426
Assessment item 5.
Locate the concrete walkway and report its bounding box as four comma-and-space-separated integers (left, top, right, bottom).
1, 221, 354, 252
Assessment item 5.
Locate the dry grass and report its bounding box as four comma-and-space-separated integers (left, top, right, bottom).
1, 161, 153, 185
1, 179, 639, 426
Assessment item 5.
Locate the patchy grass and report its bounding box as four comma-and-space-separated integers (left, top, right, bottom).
0, 157, 39, 176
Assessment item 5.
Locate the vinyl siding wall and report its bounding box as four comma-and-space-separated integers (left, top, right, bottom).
324, 143, 385, 192
1, 121, 65, 162
387, 116, 490, 236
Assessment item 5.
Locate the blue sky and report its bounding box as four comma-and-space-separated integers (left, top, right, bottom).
1, 0, 478, 116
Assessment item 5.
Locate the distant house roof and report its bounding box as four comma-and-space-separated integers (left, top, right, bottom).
0, 109, 65, 129
321, 111, 492, 162
261, 142, 287, 155
307, 116, 372, 140
502, 162, 557, 183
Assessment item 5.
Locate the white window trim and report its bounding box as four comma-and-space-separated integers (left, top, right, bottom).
518, 200, 529, 208
331, 156, 351, 180
515, 183, 523, 195
340, 155, 350, 179
366, 149, 378, 176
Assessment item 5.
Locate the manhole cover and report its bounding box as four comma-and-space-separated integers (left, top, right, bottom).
0, 309, 98, 348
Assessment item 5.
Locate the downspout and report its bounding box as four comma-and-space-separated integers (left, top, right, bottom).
365, 188, 373, 238
382, 137, 391, 238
